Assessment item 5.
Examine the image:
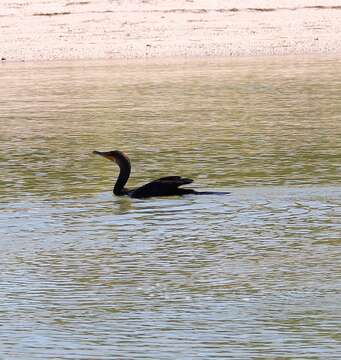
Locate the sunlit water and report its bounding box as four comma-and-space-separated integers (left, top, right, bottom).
0, 57, 340, 359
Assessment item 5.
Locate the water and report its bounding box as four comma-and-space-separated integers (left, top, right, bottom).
0, 57, 340, 359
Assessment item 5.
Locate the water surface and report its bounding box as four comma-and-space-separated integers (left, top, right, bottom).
0, 57, 340, 359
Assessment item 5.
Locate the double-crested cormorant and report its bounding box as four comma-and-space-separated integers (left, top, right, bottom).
93, 150, 229, 198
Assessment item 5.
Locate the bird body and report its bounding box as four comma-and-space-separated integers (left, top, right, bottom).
128, 176, 195, 198
94, 150, 228, 198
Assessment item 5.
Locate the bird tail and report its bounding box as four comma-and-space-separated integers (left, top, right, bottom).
193, 190, 230, 195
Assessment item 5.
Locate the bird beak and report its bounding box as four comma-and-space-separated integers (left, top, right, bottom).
93, 150, 116, 162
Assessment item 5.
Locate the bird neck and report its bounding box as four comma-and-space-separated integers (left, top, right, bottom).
114, 157, 131, 196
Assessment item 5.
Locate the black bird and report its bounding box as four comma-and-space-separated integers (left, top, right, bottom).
93, 150, 229, 198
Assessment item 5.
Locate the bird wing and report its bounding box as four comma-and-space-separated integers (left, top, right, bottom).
155, 176, 193, 184
129, 176, 194, 198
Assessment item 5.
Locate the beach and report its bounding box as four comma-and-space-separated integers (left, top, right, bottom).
1, 0, 341, 61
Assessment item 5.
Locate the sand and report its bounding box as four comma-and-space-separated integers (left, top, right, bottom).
1, 0, 341, 61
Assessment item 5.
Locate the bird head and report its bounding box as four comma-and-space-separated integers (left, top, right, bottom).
93, 150, 130, 164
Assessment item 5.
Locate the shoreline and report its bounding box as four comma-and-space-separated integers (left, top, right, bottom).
2, 1, 341, 62
2, 53, 341, 68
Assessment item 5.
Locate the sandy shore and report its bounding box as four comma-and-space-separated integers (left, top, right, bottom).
1, 0, 341, 61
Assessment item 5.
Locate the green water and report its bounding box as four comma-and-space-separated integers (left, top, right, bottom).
0, 57, 340, 359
